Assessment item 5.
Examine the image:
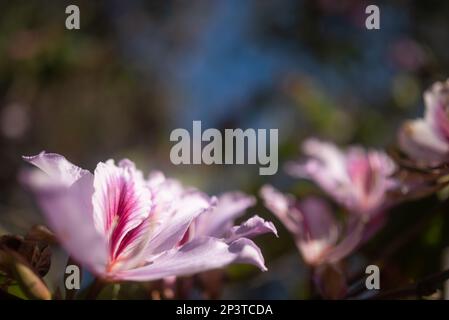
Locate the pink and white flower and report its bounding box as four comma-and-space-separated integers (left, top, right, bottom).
286, 139, 397, 218
399, 79, 449, 165
21, 152, 273, 282
260, 185, 362, 266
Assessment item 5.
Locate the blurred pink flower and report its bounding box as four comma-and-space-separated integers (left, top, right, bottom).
21, 152, 272, 282
260, 185, 362, 266
399, 79, 449, 165
286, 139, 397, 218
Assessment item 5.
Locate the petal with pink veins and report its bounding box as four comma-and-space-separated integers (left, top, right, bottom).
92, 159, 153, 262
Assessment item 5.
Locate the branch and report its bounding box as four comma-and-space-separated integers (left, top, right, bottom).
368, 268, 449, 300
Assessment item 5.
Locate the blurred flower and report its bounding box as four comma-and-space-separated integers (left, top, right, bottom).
21, 152, 270, 282
286, 139, 397, 218
399, 79, 449, 166
260, 185, 362, 267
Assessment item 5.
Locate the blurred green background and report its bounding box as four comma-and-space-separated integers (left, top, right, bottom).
1, 0, 449, 299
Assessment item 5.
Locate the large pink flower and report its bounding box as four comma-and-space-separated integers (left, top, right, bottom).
260, 185, 362, 266
21, 152, 271, 281
399, 79, 449, 165
286, 139, 397, 217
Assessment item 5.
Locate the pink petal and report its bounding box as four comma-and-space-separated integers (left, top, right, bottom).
147, 171, 185, 210
323, 219, 364, 264
107, 216, 159, 271
22, 153, 107, 274
285, 139, 351, 209
345, 148, 396, 214
298, 197, 339, 243
92, 159, 152, 261
295, 197, 340, 265
259, 185, 301, 235
226, 215, 278, 242
194, 192, 256, 238
398, 119, 449, 164
293, 138, 350, 187
114, 237, 267, 281
144, 188, 214, 256
261, 185, 341, 265
424, 81, 449, 140
22, 152, 89, 188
